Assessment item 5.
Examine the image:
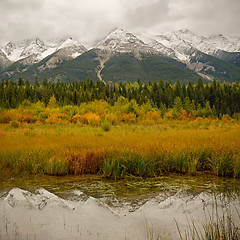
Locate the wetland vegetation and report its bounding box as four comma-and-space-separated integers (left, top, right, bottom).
1, 79, 240, 179
0, 121, 240, 179
0, 79, 240, 239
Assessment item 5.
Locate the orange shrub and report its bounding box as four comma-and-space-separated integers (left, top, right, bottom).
122, 113, 137, 124
177, 112, 183, 120
57, 113, 67, 120
176, 110, 192, 120
182, 110, 191, 119
34, 121, 41, 126
141, 111, 162, 125
222, 116, 229, 123
45, 113, 64, 124
70, 114, 82, 123
147, 111, 160, 121
78, 112, 101, 126
194, 117, 203, 122
105, 113, 120, 125
164, 112, 173, 119
16, 113, 23, 122
23, 113, 32, 123
0, 111, 12, 123
129, 117, 136, 124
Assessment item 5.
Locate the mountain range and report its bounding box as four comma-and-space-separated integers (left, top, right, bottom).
0, 28, 240, 84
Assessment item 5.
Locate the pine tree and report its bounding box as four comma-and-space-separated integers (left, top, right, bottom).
18, 78, 25, 87
34, 77, 40, 88
173, 96, 183, 112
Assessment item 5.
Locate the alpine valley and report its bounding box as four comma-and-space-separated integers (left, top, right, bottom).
0, 28, 240, 84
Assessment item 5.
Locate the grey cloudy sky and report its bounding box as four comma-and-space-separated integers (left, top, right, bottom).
0, 0, 239, 44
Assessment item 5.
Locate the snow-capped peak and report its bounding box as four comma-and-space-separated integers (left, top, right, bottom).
56, 37, 83, 50
104, 28, 133, 41
172, 29, 220, 55
204, 34, 240, 52
46, 36, 75, 49
0, 29, 239, 72
150, 31, 195, 61
0, 36, 87, 63
176, 29, 194, 35
96, 28, 157, 54
3, 38, 47, 62
208, 34, 225, 40
135, 32, 176, 58
137, 29, 217, 62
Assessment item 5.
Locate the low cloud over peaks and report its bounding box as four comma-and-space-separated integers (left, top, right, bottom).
0, 0, 239, 44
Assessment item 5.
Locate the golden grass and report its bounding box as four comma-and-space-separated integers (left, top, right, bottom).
0, 120, 240, 178
1, 123, 239, 152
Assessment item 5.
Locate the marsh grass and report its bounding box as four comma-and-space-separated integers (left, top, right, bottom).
0, 148, 62, 176
0, 122, 240, 179
101, 119, 112, 132
100, 150, 239, 179
176, 203, 240, 240
146, 223, 162, 240
0, 148, 239, 179
201, 215, 240, 240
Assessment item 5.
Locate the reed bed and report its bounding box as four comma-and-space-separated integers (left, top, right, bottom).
0, 121, 240, 179
176, 202, 240, 240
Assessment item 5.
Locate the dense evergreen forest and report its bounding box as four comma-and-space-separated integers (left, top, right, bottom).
1, 77, 240, 117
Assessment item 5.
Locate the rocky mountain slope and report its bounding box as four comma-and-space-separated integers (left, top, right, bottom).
136, 29, 240, 82
1, 37, 86, 63
0, 28, 239, 84
0, 37, 87, 79
0, 49, 12, 71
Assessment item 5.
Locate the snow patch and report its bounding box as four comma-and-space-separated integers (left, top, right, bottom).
2, 37, 86, 64
71, 52, 81, 58
175, 52, 189, 61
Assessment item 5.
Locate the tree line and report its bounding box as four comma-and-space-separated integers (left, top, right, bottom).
1, 78, 240, 117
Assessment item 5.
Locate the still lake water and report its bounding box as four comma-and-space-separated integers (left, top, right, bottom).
0, 174, 240, 240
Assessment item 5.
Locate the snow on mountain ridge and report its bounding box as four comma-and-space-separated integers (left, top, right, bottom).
46, 36, 78, 49
135, 32, 176, 58
1, 37, 87, 63
137, 29, 240, 64
2, 38, 47, 62
204, 34, 240, 52
96, 28, 158, 54
0, 49, 12, 68
149, 32, 196, 62
0, 29, 239, 70
40, 37, 87, 60
173, 30, 240, 53
173, 30, 219, 55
